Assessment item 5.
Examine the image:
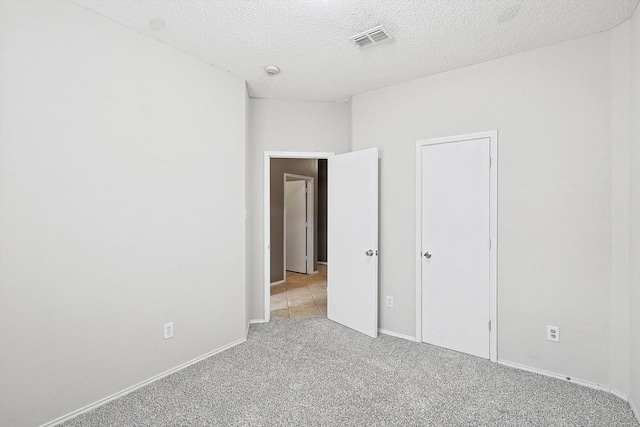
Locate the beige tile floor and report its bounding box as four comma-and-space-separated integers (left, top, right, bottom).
270, 264, 327, 320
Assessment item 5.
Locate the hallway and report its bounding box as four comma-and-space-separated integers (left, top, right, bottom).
270, 264, 327, 320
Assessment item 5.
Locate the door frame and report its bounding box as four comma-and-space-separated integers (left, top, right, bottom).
415, 131, 498, 361
284, 173, 314, 276
264, 151, 334, 322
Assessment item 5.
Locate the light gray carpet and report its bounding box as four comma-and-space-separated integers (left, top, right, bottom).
63, 318, 638, 426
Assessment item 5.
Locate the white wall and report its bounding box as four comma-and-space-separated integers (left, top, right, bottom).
628, 4, 640, 420
352, 32, 614, 385
246, 99, 350, 320
245, 86, 252, 330
610, 17, 632, 400
0, 2, 247, 426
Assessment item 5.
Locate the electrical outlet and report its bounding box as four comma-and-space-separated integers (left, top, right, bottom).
386, 296, 394, 308
547, 325, 559, 342
164, 322, 174, 340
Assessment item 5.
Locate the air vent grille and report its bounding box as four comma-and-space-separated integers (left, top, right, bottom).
369, 29, 389, 43
349, 25, 393, 49
353, 35, 374, 48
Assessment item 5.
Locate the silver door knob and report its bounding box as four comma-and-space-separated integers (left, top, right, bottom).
366, 250, 374, 256
423, 252, 432, 259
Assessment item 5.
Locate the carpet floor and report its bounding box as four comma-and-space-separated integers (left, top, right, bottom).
63, 318, 638, 426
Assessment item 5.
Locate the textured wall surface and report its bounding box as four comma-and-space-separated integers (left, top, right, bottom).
0, 2, 247, 425
73, 0, 638, 101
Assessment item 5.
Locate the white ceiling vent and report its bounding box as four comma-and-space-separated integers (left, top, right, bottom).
349, 25, 394, 49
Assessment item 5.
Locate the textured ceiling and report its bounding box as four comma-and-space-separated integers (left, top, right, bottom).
73, 0, 639, 102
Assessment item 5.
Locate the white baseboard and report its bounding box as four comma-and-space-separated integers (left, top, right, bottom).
246, 318, 268, 334
610, 388, 629, 401
498, 359, 609, 393
630, 396, 639, 423
318, 261, 327, 265
270, 279, 285, 286
500, 360, 639, 424
378, 328, 418, 342
43, 337, 246, 427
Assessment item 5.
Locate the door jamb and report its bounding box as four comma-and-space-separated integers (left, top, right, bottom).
284, 173, 314, 276
415, 131, 498, 362
264, 151, 334, 322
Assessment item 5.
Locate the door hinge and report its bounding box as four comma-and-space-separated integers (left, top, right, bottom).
489, 157, 492, 168
489, 238, 492, 249
488, 320, 492, 331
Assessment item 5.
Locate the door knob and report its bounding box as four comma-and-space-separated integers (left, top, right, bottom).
366, 250, 374, 256
423, 251, 432, 259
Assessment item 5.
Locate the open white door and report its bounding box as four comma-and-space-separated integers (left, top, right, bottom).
328, 148, 379, 338
285, 180, 308, 274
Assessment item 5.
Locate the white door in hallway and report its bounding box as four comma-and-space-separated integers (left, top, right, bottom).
285, 179, 308, 274
328, 148, 379, 338
421, 137, 491, 359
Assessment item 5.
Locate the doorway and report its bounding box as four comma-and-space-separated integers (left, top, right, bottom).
415, 131, 497, 361
264, 152, 333, 322
264, 149, 380, 337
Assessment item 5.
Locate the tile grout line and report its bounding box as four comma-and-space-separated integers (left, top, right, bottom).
284, 279, 292, 320
308, 274, 320, 311
272, 268, 327, 320
307, 284, 322, 315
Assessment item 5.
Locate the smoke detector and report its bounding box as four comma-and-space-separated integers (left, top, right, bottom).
265, 65, 280, 76
349, 25, 394, 49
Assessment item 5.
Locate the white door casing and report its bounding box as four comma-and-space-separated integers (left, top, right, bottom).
328, 148, 379, 338
416, 131, 497, 361
285, 179, 308, 274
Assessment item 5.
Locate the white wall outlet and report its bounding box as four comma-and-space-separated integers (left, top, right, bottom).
164, 322, 174, 340
547, 325, 559, 342
386, 296, 394, 308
